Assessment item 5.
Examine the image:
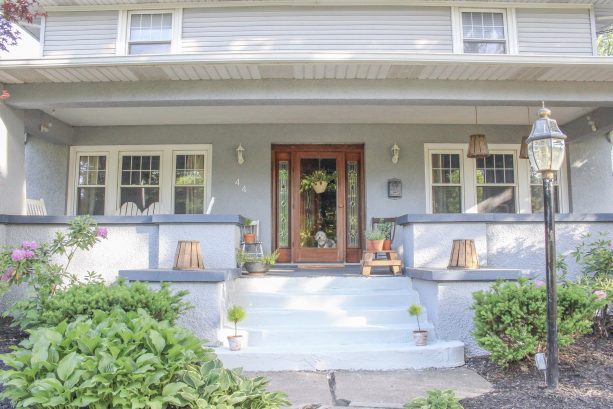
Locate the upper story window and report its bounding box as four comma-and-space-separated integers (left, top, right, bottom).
462, 11, 507, 54
128, 12, 173, 55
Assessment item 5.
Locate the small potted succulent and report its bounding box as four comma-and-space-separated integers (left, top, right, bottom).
300, 170, 337, 194
408, 304, 428, 346
377, 219, 393, 250
227, 305, 246, 351
242, 217, 255, 243
237, 249, 279, 274
365, 228, 385, 252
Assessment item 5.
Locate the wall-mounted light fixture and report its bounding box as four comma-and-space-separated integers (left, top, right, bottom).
391, 143, 400, 164
586, 116, 598, 133
39, 121, 52, 133
236, 144, 245, 165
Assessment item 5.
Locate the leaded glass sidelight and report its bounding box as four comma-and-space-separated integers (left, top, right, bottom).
346, 161, 360, 248
277, 161, 290, 247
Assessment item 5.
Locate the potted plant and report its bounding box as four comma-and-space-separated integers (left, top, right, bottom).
365, 229, 385, 252
300, 170, 337, 194
227, 305, 246, 351
237, 249, 279, 274
377, 218, 393, 250
408, 304, 428, 346
242, 217, 255, 243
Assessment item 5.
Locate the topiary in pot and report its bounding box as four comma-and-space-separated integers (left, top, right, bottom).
227, 305, 246, 351
408, 303, 428, 346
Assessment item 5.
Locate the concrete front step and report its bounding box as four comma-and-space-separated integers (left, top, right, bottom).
215, 341, 465, 371
231, 292, 418, 309
232, 276, 413, 294
221, 324, 436, 347
240, 306, 421, 327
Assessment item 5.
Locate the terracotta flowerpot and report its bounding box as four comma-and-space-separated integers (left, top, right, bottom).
413, 331, 428, 346
382, 239, 392, 251
227, 335, 243, 351
366, 239, 384, 252
243, 233, 256, 244
313, 181, 328, 194
243, 262, 270, 275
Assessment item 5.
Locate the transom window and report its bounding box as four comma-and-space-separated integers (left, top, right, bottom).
462, 11, 507, 54
69, 145, 211, 216
128, 12, 173, 55
430, 153, 462, 213
475, 153, 516, 213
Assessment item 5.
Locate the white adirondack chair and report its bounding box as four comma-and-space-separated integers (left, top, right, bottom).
205, 197, 215, 214
142, 202, 162, 215
117, 202, 142, 216
26, 198, 47, 216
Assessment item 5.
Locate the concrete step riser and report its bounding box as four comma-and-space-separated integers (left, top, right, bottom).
230, 293, 419, 309
231, 277, 414, 293
223, 326, 436, 347
240, 309, 422, 327
216, 344, 465, 371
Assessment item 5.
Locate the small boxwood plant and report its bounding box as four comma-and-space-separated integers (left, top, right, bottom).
408, 304, 424, 332
227, 305, 246, 337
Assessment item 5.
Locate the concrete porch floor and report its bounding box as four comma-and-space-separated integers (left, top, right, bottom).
246, 368, 492, 408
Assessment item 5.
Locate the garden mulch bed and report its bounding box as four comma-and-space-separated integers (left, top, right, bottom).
461, 335, 613, 409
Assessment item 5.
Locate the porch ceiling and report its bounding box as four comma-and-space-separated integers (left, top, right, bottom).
46, 105, 593, 126
2, 54, 613, 84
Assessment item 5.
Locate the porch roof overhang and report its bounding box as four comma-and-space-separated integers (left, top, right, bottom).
2, 53, 613, 85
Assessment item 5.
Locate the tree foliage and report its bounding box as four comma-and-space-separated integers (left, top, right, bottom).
598, 27, 613, 56
1, 0, 45, 52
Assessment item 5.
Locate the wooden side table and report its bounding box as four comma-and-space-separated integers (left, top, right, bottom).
361, 250, 402, 276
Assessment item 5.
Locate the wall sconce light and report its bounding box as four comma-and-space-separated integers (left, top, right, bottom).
236, 144, 245, 165
587, 116, 597, 133
391, 143, 400, 164
39, 121, 52, 133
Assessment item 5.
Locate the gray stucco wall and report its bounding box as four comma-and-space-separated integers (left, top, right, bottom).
73, 123, 530, 250
0, 105, 25, 215
25, 136, 69, 215
569, 134, 613, 213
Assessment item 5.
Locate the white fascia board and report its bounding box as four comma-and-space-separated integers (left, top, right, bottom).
39, 0, 597, 12
1, 52, 613, 69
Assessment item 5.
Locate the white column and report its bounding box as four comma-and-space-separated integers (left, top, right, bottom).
0, 104, 26, 215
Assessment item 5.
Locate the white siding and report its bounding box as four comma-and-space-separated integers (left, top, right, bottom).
182, 7, 453, 54
43, 11, 118, 57
516, 8, 594, 56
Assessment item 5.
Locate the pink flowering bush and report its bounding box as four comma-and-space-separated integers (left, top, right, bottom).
0, 216, 107, 327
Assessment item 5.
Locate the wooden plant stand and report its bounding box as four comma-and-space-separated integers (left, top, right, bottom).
361, 250, 402, 276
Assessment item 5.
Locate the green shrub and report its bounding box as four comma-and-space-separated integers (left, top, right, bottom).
7, 280, 191, 330
473, 279, 604, 366
404, 389, 463, 409
0, 309, 288, 409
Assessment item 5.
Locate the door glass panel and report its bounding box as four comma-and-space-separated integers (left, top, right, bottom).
346, 160, 360, 248
277, 161, 290, 247
299, 158, 337, 248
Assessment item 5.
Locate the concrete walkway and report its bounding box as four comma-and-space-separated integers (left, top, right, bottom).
247, 368, 492, 409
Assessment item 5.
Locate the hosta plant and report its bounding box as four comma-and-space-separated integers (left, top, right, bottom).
0, 308, 215, 409
404, 389, 463, 409
7, 279, 191, 330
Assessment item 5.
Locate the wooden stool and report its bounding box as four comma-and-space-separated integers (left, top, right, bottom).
173, 240, 205, 270
361, 250, 402, 276
448, 239, 479, 269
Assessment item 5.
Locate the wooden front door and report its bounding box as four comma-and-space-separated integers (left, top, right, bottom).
272, 145, 364, 264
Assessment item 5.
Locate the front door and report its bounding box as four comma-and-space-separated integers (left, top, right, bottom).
272, 145, 364, 264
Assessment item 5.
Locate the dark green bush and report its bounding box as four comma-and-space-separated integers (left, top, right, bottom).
7, 280, 192, 330
0, 309, 289, 409
404, 389, 463, 409
473, 279, 604, 366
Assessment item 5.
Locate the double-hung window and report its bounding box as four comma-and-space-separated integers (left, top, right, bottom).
76, 155, 107, 216
475, 153, 517, 213
120, 154, 161, 211
462, 11, 507, 54
128, 12, 173, 55
430, 152, 463, 213
173, 153, 207, 214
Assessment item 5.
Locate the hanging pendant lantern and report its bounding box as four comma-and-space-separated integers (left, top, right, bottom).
519, 135, 530, 159
467, 107, 489, 159
467, 134, 490, 158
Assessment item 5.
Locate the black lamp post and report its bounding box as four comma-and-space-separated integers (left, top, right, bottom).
526, 105, 567, 389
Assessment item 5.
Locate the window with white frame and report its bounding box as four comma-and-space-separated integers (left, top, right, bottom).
76, 155, 107, 216
430, 152, 463, 213
461, 11, 507, 54
425, 144, 567, 214
475, 153, 517, 213
69, 145, 211, 216
128, 12, 173, 55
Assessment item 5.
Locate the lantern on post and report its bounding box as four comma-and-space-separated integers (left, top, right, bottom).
526, 104, 567, 389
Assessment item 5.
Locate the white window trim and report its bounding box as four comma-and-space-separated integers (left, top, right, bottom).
118, 9, 181, 56
68, 144, 212, 216
424, 148, 466, 213
117, 150, 165, 212
455, 8, 517, 55
424, 143, 568, 214
171, 150, 209, 214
